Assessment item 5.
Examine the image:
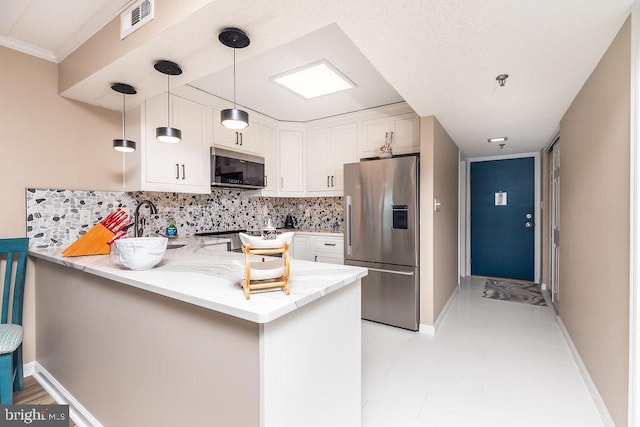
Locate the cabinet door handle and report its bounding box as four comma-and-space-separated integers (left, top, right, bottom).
181, 164, 185, 180
324, 243, 337, 247
390, 131, 394, 143
385, 131, 389, 141
331, 175, 334, 187
239, 133, 243, 146
327, 175, 330, 187
264, 175, 267, 186
235, 132, 239, 145
280, 177, 284, 188
176, 163, 180, 180
314, 255, 318, 262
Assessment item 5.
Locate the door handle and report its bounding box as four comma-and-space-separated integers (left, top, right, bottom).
367, 267, 414, 276
346, 196, 352, 256
327, 176, 330, 188
280, 177, 284, 188
264, 175, 267, 186
324, 243, 337, 247
235, 131, 239, 145
176, 163, 180, 180
525, 221, 534, 228
331, 175, 334, 187
314, 255, 318, 262
239, 133, 243, 146
181, 164, 185, 180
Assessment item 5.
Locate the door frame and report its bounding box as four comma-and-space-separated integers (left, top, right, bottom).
629, 1, 639, 425
463, 152, 541, 283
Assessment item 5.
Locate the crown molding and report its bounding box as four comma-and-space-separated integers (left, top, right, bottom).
0, 35, 57, 62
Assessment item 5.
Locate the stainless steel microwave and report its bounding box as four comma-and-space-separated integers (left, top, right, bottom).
211, 147, 266, 190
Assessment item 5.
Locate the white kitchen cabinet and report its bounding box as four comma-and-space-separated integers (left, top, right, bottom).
361, 112, 420, 158
260, 124, 278, 195
305, 123, 358, 195
314, 235, 344, 264
292, 235, 314, 261
212, 108, 258, 154
125, 93, 210, 194
278, 130, 304, 194
292, 233, 344, 264
305, 129, 332, 192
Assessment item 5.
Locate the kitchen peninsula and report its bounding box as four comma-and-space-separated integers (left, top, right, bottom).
30, 238, 366, 427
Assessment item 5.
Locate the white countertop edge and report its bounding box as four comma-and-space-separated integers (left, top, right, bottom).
29, 249, 366, 324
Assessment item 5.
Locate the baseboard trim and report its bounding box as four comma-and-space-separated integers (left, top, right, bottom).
31, 362, 102, 427
419, 286, 459, 336
23, 361, 35, 377
556, 316, 615, 427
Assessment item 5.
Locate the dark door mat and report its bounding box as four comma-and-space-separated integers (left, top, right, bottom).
482, 279, 547, 306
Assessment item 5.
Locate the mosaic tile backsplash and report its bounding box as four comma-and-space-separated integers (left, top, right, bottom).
26, 188, 343, 249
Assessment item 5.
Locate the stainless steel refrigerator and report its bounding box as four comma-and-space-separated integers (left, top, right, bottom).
344, 156, 419, 331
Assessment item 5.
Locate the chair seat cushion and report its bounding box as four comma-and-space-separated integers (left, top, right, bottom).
0, 324, 22, 354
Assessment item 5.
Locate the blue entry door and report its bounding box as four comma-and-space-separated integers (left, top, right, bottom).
470, 157, 535, 281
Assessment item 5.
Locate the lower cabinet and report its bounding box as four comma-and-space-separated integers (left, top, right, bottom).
292, 233, 344, 265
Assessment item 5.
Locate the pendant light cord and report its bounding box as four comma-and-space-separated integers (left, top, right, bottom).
122, 94, 126, 140
233, 48, 237, 109
167, 74, 171, 127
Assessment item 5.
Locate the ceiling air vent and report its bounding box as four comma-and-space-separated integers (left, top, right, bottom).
120, 0, 154, 40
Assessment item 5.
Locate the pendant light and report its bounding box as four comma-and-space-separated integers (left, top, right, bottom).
219, 27, 250, 130
154, 60, 182, 143
111, 83, 137, 152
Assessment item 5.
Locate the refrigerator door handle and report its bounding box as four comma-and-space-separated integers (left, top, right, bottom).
346, 195, 352, 256
367, 267, 415, 276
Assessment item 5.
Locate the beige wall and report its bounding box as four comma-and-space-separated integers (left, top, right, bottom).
2, 46, 121, 363
36, 260, 260, 425
559, 17, 630, 426
420, 116, 460, 325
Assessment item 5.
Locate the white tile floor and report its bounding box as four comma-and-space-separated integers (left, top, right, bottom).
361, 276, 604, 427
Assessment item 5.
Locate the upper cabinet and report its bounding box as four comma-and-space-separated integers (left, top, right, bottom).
124, 83, 419, 197
124, 93, 210, 194
305, 123, 358, 195
212, 108, 259, 155
258, 123, 278, 195
278, 128, 304, 195
360, 112, 420, 159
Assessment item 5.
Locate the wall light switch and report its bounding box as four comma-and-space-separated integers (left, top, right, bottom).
79, 209, 91, 225
434, 199, 442, 212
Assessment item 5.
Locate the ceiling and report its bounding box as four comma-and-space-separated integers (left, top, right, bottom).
0, 0, 634, 157
190, 24, 404, 122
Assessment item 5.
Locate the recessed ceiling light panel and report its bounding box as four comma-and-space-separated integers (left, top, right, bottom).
271, 60, 355, 99
487, 137, 508, 143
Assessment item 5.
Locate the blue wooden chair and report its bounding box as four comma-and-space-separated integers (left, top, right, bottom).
0, 238, 28, 404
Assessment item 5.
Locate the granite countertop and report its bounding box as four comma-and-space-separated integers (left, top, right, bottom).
277, 228, 344, 235
29, 237, 365, 324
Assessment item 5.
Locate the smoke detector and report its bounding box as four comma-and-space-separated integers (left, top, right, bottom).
120, 0, 154, 39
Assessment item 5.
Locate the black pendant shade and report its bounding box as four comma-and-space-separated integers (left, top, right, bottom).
111, 83, 137, 153
219, 27, 250, 130
154, 60, 183, 143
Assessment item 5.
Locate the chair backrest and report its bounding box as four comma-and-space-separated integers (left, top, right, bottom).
0, 238, 28, 325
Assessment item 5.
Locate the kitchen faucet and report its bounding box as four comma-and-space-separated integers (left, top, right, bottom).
134, 200, 158, 237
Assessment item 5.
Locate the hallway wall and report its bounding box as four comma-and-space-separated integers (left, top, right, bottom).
559, 17, 630, 425
2, 46, 121, 365
420, 116, 460, 326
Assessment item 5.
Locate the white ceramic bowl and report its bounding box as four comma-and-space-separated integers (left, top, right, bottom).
112, 237, 168, 271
